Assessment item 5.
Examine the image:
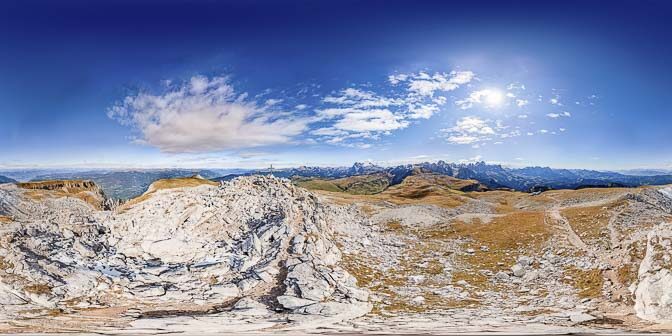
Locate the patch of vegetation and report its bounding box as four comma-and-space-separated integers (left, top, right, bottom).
563, 266, 605, 299
0, 256, 13, 270
148, 176, 218, 191
18, 180, 105, 209
383, 219, 403, 232
24, 284, 53, 295
294, 179, 343, 193
295, 173, 391, 195
341, 251, 478, 315
561, 203, 623, 250
419, 212, 549, 290
616, 265, 638, 289
385, 173, 484, 199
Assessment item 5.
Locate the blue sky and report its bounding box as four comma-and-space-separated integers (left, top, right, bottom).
1, 0, 671, 170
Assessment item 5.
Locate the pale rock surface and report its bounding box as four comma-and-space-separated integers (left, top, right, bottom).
0, 176, 371, 325
635, 223, 672, 323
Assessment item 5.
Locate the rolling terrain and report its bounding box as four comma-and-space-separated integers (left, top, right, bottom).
217, 161, 672, 192
0, 174, 671, 333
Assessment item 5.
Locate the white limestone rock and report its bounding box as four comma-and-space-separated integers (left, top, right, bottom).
635, 224, 672, 323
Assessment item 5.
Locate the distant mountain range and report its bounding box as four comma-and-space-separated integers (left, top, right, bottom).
14, 169, 246, 200
214, 161, 672, 192
3, 162, 672, 200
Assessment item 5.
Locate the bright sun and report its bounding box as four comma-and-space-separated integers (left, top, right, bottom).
483, 89, 505, 108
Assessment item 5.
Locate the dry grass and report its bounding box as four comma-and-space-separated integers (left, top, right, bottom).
0, 256, 13, 270
306, 172, 483, 210
119, 177, 217, 211
561, 206, 613, 248
385, 174, 483, 199
616, 265, 638, 288
317, 186, 469, 211
331, 185, 646, 309
0, 215, 12, 223
341, 250, 477, 314
295, 174, 391, 195
563, 266, 604, 299
147, 177, 218, 191
18, 180, 105, 210
294, 179, 343, 193
417, 211, 549, 290
421, 212, 548, 249
469, 191, 556, 213
23, 284, 53, 295
383, 219, 403, 232
546, 187, 631, 204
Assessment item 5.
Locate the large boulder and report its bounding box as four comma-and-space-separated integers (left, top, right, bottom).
634, 224, 672, 323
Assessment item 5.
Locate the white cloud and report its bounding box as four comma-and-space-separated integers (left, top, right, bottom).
405, 71, 475, 97
549, 95, 563, 106
517, 114, 528, 119
388, 74, 409, 85
516, 99, 529, 107
546, 111, 571, 118
442, 116, 500, 145
317, 71, 475, 146
407, 104, 439, 119
264, 98, 283, 106
458, 155, 484, 163
310, 127, 347, 136
453, 116, 496, 135
108, 75, 311, 153
455, 89, 506, 110
446, 134, 481, 145
333, 109, 409, 132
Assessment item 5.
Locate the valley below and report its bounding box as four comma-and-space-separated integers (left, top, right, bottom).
1, 172, 672, 334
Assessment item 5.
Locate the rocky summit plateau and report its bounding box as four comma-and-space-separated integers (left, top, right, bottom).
1, 175, 672, 334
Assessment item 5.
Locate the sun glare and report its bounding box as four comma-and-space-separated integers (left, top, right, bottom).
483, 89, 504, 108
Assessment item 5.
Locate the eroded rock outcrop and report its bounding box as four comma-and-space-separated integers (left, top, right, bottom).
0, 176, 371, 322
634, 223, 672, 323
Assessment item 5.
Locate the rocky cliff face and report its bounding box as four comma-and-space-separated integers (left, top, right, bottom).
16, 179, 110, 210
0, 176, 371, 328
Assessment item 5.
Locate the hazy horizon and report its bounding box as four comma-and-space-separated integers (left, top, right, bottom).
1, 159, 671, 173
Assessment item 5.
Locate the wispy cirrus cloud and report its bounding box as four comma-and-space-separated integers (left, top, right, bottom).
312, 71, 475, 146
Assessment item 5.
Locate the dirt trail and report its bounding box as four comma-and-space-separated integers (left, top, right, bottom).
547, 206, 593, 255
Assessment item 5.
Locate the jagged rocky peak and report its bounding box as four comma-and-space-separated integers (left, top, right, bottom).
0, 175, 372, 323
